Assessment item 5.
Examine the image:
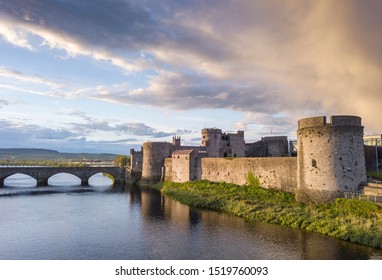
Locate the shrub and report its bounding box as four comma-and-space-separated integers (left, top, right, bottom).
246, 171, 260, 188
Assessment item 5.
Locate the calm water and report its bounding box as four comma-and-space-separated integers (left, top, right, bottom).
1, 173, 382, 260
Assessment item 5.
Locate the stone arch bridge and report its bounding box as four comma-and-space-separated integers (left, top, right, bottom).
0, 166, 125, 187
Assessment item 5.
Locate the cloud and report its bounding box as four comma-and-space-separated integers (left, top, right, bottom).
0, 119, 80, 153
0, 66, 65, 89
0, 66, 84, 99
0, 0, 160, 73
0, 99, 9, 108
1, 0, 382, 134
238, 112, 297, 139
68, 118, 182, 138
0, 119, 137, 153
57, 109, 192, 138
0, 116, 193, 153
0, 119, 78, 140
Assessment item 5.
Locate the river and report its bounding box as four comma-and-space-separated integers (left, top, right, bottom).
0, 173, 382, 260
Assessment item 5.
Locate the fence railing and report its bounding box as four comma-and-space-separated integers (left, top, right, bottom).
343, 191, 381, 203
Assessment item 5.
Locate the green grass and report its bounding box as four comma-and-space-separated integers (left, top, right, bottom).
160, 180, 382, 249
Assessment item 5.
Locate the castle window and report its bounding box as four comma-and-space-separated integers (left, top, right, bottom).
312, 159, 317, 168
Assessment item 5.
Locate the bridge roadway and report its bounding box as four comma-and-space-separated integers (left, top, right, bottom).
0, 166, 125, 187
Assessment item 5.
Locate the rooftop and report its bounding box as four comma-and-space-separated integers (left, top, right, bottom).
172, 149, 194, 155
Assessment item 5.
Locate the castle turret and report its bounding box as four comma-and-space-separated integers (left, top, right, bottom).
201, 128, 222, 157
172, 135, 181, 147
141, 142, 173, 183
297, 115, 366, 202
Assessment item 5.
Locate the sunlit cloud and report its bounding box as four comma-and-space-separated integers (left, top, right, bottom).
0, 0, 382, 153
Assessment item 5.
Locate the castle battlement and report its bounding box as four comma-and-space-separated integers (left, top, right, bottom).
298, 115, 362, 129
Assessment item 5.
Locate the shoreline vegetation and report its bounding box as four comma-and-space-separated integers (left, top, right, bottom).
156, 178, 382, 249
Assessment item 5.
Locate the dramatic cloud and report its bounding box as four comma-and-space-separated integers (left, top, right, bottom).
1, 0, 382, 138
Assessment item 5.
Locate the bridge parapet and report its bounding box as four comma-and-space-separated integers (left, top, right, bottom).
0, 167, 125, 187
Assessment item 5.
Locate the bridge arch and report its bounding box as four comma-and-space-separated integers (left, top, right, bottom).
2, 173, 37, 187
48, 173, 81, 186
0, 167, 125, 188
88, 172, 115, 186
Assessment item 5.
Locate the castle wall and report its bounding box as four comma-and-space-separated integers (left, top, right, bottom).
228, 132, 245, 157
130, 148, 143, 172
297, 116, 367, 202
171, 150, 193, 182
164, 158, 172, 182
140, 115, 367, 203
245, 136, 289, 157
263, 136, 289, 157
141, 142, 173, 183
170, 150, 208, 183
201, 157, 298, 193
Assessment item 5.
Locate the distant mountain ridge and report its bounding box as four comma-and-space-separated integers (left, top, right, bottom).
0, 148, 120, 161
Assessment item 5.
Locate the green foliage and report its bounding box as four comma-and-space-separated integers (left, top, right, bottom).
246, 171, 260, 188
151, 182, 164, 191
103, 173, 115, 182
114, 155, 129, 167
160, 180, 382, 249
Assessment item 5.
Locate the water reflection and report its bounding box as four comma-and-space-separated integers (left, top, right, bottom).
48, 173, 81, 186
0, 178, 381, 260
126, 184, 382, 260
4, 173, 37, 187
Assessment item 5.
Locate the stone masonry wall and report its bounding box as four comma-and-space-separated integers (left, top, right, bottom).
141, 142, 173, 183
297, 116, 366, 202
201, 157, 298, 193
164, 158, 172, 182
171, 152, 192, 182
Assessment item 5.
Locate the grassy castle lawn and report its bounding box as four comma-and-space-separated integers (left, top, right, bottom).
158, 180, 382, 249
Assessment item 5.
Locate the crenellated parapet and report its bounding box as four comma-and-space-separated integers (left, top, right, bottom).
298, 115, 362, 129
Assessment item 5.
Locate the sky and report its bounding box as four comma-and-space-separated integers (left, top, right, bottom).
0, 0, 381, 154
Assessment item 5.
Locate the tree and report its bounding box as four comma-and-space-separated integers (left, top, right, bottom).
114, 155, 128, 167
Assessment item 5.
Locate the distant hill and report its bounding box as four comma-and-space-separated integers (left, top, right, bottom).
0, 148, 121, 161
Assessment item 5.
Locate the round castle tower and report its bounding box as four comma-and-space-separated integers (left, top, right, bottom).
141, 142, 173, 183
297, 115, 366, 202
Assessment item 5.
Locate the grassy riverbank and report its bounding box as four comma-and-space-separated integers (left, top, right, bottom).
159, 180, 382, 249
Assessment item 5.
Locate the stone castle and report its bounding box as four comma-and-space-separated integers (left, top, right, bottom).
129, 115, 367, 202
